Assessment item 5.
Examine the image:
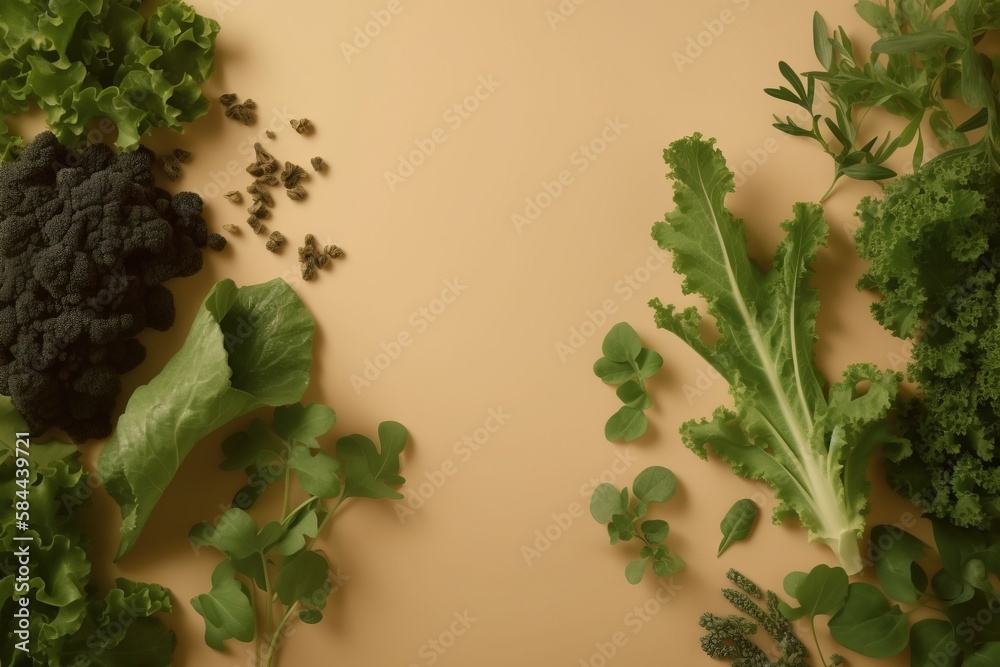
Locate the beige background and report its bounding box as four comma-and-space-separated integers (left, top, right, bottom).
49, 0, 935, 665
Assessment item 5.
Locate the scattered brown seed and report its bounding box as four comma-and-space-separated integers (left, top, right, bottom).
246, 162, 265, 177
310, 156, 324, 171
290, 118, 313, 134
265, 130, 276, 139
286, 185, 307, 200
313, 253, 330, 269
247, 183, 275, 207
261, 160, 277, 174
243, 98, 256, 109
266, 231, 286, 253
223, 224, 240, 234
248, 200, 270, 218
246, 216, 266, 234
324, 244, 344, 258
173, 148, 192, 163
301, 263, 316, 281
224, 191, 242, 203
253, 142, 275, 166
219, 93, 238, 106
256, 174, 279, 186
280, 161, 308, 188
225, 103, 256, 125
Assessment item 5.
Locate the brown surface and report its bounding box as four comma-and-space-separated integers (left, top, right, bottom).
58, 1, 933, 665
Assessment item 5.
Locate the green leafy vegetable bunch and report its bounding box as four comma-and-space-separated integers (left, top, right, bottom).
0, 398, 175, 666
0, 0, 220, 161
589, 465, 684, 584
593, 322, 663, 442
189, 403, 409, 667
855, 150, 1000, 531
769, 2, 1000, 200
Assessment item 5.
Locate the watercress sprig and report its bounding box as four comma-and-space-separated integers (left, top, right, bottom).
593, 322, 663, 441
589, 466, 684, 584
189, 402, 407, 667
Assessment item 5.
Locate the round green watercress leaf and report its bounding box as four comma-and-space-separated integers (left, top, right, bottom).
602, 322, 642, 363
616, 380, 651, 410
605, 406, 647, 442
717, 499, 757, 557
828, 583, 908, 658
593, 357, 634, 385
274, 506, 320, 557
640, 519, 669, 544
634, 348, 663, 379
795, 564, 848, 617
909, 619, 958, 667
639, 546, 654, 559
931, 568, 974, 606
783, 571, 807, 598
634, 502, 648, 518
870, 525, 929, 602
632, 466, 677, 503
625, 558, 647, 585
590, 483, 625, 523
256, 521, 285, 553
653, 553, 684, 576
610, 514, 634, 542
299, 609, 323, 624
965, 642, 1000, 667
275, 550, 329, 605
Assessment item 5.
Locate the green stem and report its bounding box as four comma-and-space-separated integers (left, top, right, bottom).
263, 603, 298, 667
819, 172, 841, 203
281, 466, 291, 522
250, 580, 261, 667
810, 618, 830, 667
261, 553, 274, 637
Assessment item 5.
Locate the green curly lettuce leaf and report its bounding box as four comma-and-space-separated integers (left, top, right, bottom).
855, 150, 1000, 530
97, 278, 315, 561
0, 398, 175, 666
0, 0, 219, 161
649, 134, 906, 574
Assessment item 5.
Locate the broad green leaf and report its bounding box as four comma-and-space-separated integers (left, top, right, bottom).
275, 550, 329, 605
965, 643, 1000, 667
274, 506, 321, 556
336, 421, 408, 499
602, 322, 642, 363
634, 348, 663, 379
717, 499, 758, 556
909, 619, 958, 667
870, 525, 928, 602
188, 508, 260, 561
272, 403, 336, 448
783, 570, 807, 598
590, 483, 625, 523
98, 279, 314, 561
828, 583, 908, 658
933, 519, 987, 578
287, 446, 341, 499
794, 564, 848, 618
625, 558, 647, 584
931, 568, 974, 606
191, 562, 255, 649
616, 381, 651, 410
632, 466, 677, 503
219, 420, 281, 472
604, 406, 647, 442
593, 357, 634, 384
640, 519, 669, 544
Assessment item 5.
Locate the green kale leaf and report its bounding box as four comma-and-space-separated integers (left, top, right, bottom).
650, 134, 905, 573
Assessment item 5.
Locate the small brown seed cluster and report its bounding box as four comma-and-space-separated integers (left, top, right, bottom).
265, 231, 285, 253
159, 149, 191, 181
221, 93, 256, 125
290, 118, 313, 134
298, 234, 344, 281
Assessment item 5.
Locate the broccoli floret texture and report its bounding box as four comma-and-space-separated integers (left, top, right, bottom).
0, 131, 208, 442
